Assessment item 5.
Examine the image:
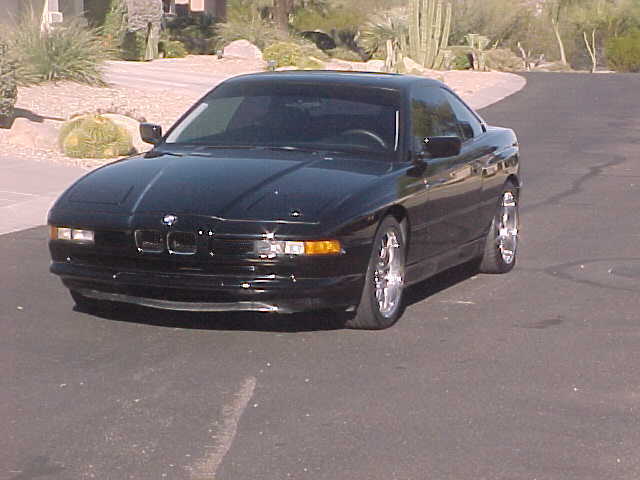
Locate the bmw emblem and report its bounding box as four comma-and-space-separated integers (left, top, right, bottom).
162, 214, 178, 227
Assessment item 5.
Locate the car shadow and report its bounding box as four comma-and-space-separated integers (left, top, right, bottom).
78, 261, 479, 333
79, 302, 349, 333
402, 260, 479, 309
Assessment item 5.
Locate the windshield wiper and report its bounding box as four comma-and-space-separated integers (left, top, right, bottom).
201, 145, 264, 150
145, 150, 183, 158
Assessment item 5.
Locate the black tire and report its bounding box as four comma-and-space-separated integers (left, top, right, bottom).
478, 183, 520, 274
345, 216, 406, 330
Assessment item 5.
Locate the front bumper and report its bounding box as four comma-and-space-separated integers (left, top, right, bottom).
51, 261, 364, 313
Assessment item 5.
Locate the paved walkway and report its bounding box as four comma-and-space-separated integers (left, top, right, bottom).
0, 156, 85, 235
103, 60, 231, 95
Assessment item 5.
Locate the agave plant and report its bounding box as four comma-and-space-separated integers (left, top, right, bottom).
360, 12, 409, 57
7, 10, 105, 85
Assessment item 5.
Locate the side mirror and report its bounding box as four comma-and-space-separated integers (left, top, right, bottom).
140, 123, 162, 145
422, 136, 462, 158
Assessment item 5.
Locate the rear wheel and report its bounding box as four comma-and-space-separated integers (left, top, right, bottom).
478, 184, 520, 274
346, 216, 406, 330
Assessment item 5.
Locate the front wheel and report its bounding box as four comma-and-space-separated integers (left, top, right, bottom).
345, 216, 406, 330
478, 185, 520, 274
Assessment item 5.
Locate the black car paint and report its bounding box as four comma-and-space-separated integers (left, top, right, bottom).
48, 71, 520, 313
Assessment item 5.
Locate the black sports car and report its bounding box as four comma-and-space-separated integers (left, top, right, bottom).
48, 71, 520, 329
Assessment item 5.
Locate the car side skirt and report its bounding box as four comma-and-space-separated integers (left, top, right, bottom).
405, 236, 485, 286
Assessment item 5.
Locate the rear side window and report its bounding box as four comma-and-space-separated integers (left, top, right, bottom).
441, 89, 484, 140
410, 86, 459, 149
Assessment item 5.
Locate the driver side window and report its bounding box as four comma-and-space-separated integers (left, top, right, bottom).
441, 89, 484, 141
410, 86, 459, 150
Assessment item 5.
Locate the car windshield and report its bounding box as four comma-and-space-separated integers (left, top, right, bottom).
165, 81, 401, 156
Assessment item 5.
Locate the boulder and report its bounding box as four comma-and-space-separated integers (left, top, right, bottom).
6, 118, 60, 150
365, 60, 386, 72
223, 40, 263, 60
102, 114, 148, 154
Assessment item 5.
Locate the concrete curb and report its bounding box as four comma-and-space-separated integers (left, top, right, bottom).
466, 73, 527, 111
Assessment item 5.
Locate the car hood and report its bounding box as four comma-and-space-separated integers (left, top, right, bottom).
58, 150, 390, 224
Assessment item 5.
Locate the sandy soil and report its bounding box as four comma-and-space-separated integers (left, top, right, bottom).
0, 55, 518, 169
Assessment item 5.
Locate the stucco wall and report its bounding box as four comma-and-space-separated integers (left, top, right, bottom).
124, 0, 163, 31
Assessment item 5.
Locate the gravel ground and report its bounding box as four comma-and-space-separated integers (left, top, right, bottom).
0, 55, 519, 170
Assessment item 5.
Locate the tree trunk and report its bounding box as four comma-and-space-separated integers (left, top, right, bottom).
583, 29, 597, 73
273, 0, 293, 32
551, 17, 567, 66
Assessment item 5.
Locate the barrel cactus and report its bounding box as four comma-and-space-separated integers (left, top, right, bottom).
60, 115, 133, 159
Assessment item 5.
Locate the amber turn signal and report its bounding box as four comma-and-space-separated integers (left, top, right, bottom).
304, 240, 342, 255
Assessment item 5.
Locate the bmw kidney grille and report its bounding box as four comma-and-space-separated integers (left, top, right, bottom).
135, 230, 164, 253
167, 232, 197, 255
135, 230, 197, 255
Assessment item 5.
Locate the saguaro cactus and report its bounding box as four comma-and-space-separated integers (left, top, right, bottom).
408, 0, 453, 69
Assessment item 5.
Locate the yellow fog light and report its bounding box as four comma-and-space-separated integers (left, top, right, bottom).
303, 240, 342, 255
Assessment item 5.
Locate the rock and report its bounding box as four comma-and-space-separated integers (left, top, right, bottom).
224, 40, 263, 60
402, 57, 424, 73
6, 118, 60, 150
365, 60, 385, 72
102, 113, 148, 154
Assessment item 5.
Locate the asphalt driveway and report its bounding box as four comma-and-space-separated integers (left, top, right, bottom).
2, 73, 640, 480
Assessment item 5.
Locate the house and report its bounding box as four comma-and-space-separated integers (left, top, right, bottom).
165, 0, 226, 19
1, 0, 85, 27
0, 0, 227, 27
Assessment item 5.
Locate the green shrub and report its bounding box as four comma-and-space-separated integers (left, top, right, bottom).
61, 115, 133, 159
326, 47, 363, 62
217, 16, 282, 51
263, 42, 301, 68
297, 57, 325, 70
159, 39, 188, 58
120, 30, 147, 61
7, 12, 105, 85
0, 43, 18, 125
100, 0, 127, 55
606, 30, 640, 72
292, 6, 366, 33
296, 39, 330, 61
452, 53, 472, 70
166, 14, 219, 54
484, 48, 523, 71
263, 42, 325, 69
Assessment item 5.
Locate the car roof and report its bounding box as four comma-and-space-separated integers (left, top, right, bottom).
222, 70, 444, 91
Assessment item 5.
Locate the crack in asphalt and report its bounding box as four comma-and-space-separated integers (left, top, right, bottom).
519, 257, 640, 293
520, 153, 627, 213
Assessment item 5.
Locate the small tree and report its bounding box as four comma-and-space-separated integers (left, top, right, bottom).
0, 43, 18, 126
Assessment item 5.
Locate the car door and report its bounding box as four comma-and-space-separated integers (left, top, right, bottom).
439, 88, 492, 241
410, 86, 483, 260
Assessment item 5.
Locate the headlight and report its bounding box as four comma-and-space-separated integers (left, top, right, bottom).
254, 239, 341, 258
49, 226, 95, 244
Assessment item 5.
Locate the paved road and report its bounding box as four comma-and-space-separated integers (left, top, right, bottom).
3, 73, 640, 480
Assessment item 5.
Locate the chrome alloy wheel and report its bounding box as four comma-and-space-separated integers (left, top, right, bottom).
373, 230, 404, 318
497, 191, 519, 264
